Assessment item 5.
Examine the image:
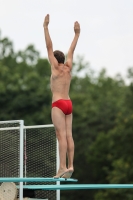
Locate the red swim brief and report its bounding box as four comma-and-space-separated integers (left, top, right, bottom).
52, 99, 73, 115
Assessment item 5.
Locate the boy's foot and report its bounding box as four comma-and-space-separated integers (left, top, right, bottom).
61, 168, 74, 179
53, 169, 68, 178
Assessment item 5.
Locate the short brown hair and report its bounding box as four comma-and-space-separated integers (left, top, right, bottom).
53, 50, 65, 64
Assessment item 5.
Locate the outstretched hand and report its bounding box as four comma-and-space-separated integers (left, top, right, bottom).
43, 14, 50, 27
74, 21, 80, 34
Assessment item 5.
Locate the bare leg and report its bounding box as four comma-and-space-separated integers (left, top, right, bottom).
66, 114, 74, 170
67, 136, 74, 170
62, 114, 74, 178
51, 107, 68, 177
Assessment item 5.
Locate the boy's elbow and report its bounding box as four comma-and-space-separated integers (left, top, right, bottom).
46, 44, 52, 50
68, 49, 74, 58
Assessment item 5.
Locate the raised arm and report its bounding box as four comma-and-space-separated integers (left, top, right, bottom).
66, 21, 80, 70
43, 14, 58, 68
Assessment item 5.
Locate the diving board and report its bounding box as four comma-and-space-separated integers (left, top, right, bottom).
17, 184, 133, 190
0, 177, 78, 182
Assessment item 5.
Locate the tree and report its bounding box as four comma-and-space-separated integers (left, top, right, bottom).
0, 32, 52, 125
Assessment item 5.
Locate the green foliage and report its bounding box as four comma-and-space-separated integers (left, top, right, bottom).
0, 33, 52, 125
0, 31, 133, 200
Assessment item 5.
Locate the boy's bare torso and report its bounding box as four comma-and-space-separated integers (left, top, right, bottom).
50, 64, 71, 102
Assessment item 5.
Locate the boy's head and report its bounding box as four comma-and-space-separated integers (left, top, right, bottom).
53, 50, 65, 64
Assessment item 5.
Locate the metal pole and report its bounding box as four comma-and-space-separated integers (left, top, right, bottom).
56, 140, 60, 200
19, 120, 24, 200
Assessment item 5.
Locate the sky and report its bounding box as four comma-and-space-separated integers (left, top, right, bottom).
0, 0, 133, 80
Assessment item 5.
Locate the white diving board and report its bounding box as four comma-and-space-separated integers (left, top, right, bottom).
17, 184, 133, 190
0, 177, 78, 182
